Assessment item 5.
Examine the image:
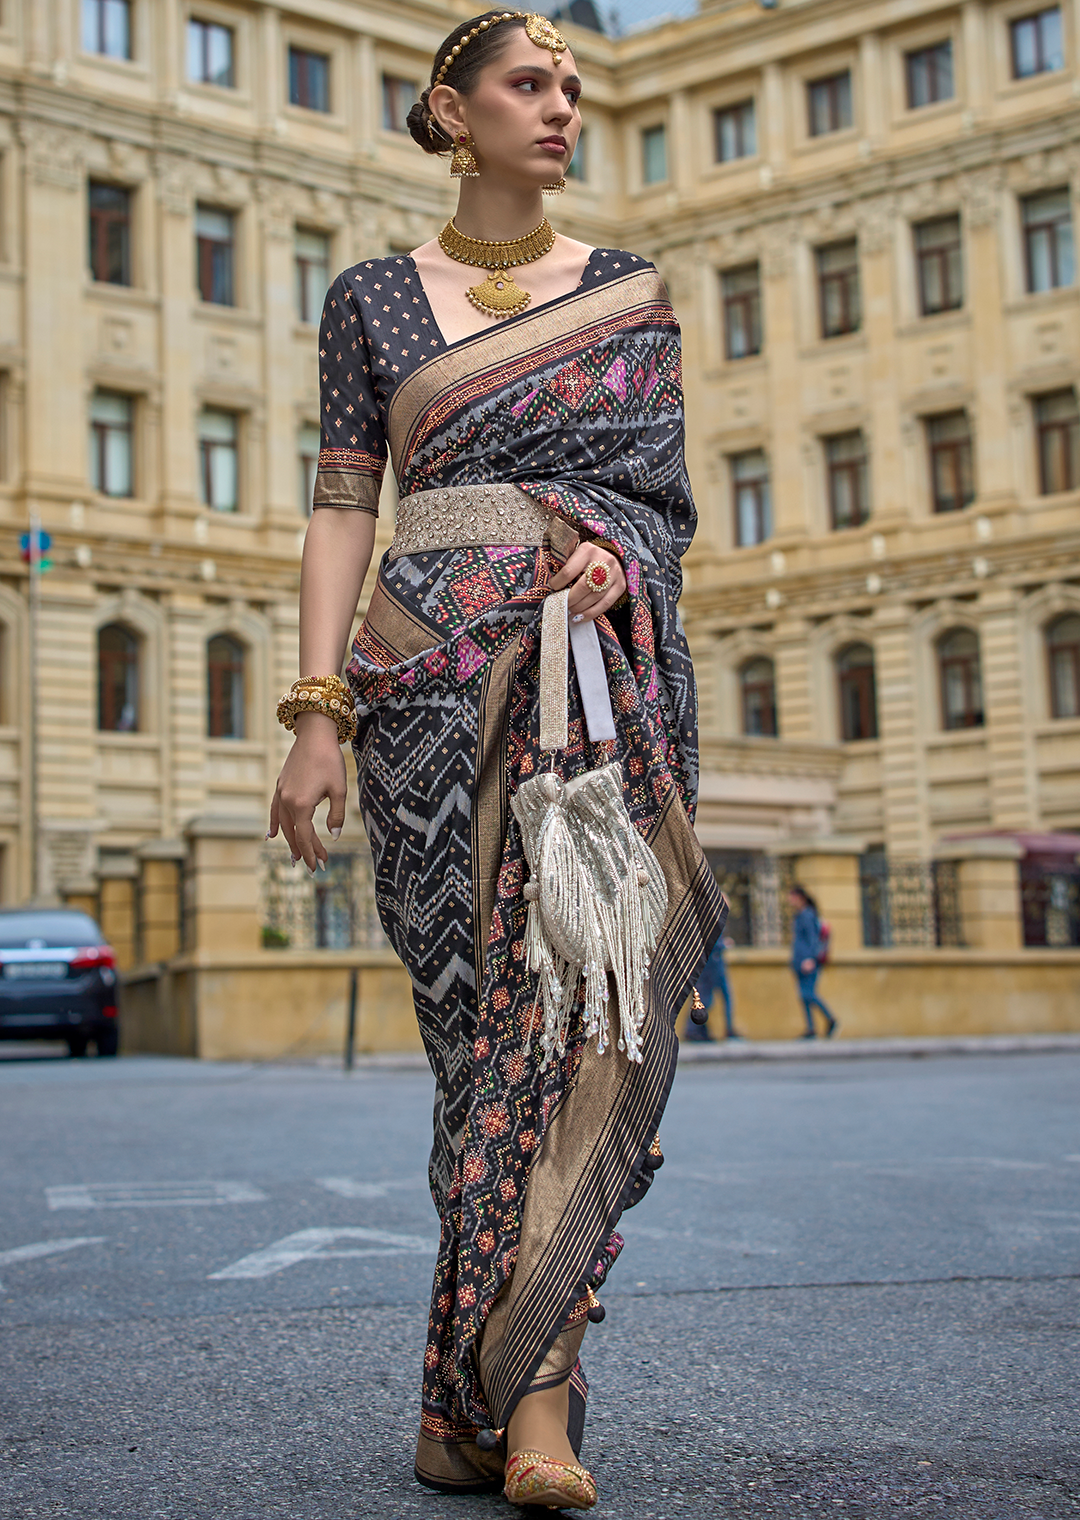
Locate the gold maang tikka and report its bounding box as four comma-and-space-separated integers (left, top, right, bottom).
428, 13, 570, 314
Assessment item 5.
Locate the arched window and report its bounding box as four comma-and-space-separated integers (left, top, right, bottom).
98, 623, 139, 731
207, 634, 246, 738
938, 627, 984, 730
1047, 613, 1080, 719
836, 643, 878, 741
740, 657, 777, 737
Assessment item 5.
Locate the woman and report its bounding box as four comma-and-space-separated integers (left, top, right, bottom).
788, 885, 837, 1039
268, 11, 726, 1509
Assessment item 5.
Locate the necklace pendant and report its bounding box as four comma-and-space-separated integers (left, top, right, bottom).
467, 270, 531, 319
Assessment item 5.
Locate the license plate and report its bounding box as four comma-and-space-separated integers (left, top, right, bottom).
3, 962, 67, 979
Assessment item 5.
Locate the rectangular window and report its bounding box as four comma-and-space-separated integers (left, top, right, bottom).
721, 264, 762, 360
1035, 389, 1079, 494
816, 240, 861, 338
914, 214, 963, 314
381, 74, 416, 132
90, 390, 134, 498
88, 182, 132, 285
566, 126, 587, 182
926, 411, 975, 513
289, 46, 330, 112
807, 71, 852, 136
195, 205, 234, 305
187, 18, 235, 88
905, 40, 954, 107
1022, 189, 1074, 293
731, 450, 772, 546
641, 124, 667, 185
299, 422, 321, 515
825, 431, 869, 529
295, 228, 329, 324
1010, 7, 1064, 77
82, 0, 131, 60
714, 99, 756, 162
198, 407, 239, 512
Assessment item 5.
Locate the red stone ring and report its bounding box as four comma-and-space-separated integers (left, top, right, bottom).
584, 559, 612, 595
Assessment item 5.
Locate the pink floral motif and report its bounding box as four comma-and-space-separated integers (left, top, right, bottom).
602, 356, 628, 400
456, 636, 487, 683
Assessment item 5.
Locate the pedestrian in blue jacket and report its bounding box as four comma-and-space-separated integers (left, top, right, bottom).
788, 885, 837, 1039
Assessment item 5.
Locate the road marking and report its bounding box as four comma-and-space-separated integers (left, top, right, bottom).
0, 1237, 106, 1289
46, 1181, 268, 1210
317, 1176, 425, 1200
210, 1227, 436, 1280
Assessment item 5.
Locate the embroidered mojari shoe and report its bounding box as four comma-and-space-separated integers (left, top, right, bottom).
503, 1449, 598, 1509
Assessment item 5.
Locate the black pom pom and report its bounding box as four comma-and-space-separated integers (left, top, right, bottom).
643, 1149, 663, 1172
476, 1428, 500, 1451
690, 1004, 709, 1025
587, 1300, 606, 1324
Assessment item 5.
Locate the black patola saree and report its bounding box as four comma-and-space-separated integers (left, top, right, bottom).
312, 247, 727, 1491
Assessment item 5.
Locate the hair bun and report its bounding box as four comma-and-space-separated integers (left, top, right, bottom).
407, 94, 447, 155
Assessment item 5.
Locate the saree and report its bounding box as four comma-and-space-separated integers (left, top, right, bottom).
313, 248, 728, 1490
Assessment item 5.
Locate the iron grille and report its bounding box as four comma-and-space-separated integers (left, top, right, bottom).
259, 846, 388, 951
860, 854, 963, 947
1020, 863, 1080, 947
705, 851, 794, 947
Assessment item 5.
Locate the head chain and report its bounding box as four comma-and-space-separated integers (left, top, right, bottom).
425, 11, 569, 139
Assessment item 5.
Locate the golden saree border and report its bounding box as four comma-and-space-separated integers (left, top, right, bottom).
482, 787, 728, 1427
312, 466, 381, 514
386, 268, 674, 481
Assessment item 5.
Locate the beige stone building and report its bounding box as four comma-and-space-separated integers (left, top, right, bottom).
0, 0, 1077, 958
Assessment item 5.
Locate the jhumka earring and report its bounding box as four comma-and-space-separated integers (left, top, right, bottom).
450, 131, 480, 178
542, 176, 567, 195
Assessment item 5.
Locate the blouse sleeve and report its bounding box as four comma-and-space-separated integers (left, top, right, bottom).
312, 271, 387, 516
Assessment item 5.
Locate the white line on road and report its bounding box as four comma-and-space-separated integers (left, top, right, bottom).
210, 1227, 436, 1280
46, 1181, 268, 1210
0, 1237, 106, 1289
317, 1176, 426, 1200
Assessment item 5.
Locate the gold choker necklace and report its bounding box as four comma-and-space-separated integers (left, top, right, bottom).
437, 216, 556, 318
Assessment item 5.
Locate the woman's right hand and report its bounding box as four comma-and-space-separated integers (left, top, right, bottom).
267, 711, 347, 873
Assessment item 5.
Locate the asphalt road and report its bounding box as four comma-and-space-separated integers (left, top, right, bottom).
1, 1047, 1077, 1519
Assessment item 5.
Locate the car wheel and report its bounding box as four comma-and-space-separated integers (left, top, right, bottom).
96, 1026, 119, 1058
67, 1036, 88, 1058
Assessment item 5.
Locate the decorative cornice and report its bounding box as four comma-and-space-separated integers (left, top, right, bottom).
17, 119, 84, 190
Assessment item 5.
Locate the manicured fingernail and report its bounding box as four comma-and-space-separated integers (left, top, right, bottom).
330, 826, 342, 839
572, 613, 584, 623
317, 858, 327, 871
290, 854, 299, 866
265, 830, 272, 840
306, 864, 317, 877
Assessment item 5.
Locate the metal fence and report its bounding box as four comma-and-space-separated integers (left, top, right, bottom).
1020, 864, 1080, 948
705, 851, 795, 948
859, 854, 963, 948
259, 846, 388, 951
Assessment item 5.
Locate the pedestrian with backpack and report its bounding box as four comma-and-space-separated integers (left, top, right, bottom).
788, 885, 838, 1040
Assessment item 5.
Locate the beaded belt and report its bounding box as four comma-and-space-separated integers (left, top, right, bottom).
387, 483, 554, 561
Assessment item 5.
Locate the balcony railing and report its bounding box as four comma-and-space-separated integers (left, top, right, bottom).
259, 846, 388, 951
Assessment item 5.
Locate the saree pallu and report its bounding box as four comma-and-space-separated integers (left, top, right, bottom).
339, 257, 727, 1490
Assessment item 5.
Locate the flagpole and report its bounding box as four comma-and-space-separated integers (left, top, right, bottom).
28, 512, 40, 902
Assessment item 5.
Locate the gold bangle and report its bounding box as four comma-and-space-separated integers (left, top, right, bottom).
276, 674, 357, 745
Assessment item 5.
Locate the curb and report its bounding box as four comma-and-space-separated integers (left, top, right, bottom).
676, 1033, 1080, 1062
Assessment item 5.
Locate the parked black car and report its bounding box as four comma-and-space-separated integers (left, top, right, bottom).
0, 908, 119, 1057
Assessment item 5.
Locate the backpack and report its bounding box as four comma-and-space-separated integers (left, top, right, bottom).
816, 920, 831, 967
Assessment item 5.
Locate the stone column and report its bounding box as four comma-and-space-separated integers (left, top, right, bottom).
935, 837, 1024, 950
790, 844, 864, 951
962, 166, 1013, 511
99, 857, 138, 970
874, 600, 926, 857
136, 838, 186, 963
165, 592, 209, 830
858, 196, 905, 523
154, 152, 200, 535
980, 585, 1038, 829
761, 222, 804, 540
183, 816, 264, 954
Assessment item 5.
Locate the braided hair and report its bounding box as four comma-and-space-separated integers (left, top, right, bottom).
406, 11, 531, 155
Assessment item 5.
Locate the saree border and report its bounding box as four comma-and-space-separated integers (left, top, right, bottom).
387, 268, 674, 479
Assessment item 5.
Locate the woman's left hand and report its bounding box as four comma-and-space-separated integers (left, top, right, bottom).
548, 543, 626, 623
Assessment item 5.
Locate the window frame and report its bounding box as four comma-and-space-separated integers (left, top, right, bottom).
721, 263, 763, 361
1009, 6, 1064, 78
97, 622, 140, 733
713, 98, 757, 163
82, 0, 132, 61
740, 657, 778, 738
1034, 389, 1079, 495
836, 643, 879, 742
206, 632, 246, 740
926, 410, 975, 513
825, 431, 870, 531
298, 421, 321, 516
295, 226, 330, 325
1046, 614, 1080, 719
640, 123, 668, 186
195, 203, 235, 306
816, 239, 861, 339
288, 44, 331, 113
730, 449, 772, 547
904, 39, 955, 108
938, 627, 985, 730
198, 405, 240, 513
380, 72, 417, 133
88, 180, 132, 286
89, 389, 135, 499
187, 15, 236, 89
806, 70, 853, 137
1021, 188, 1074, 294
914, 214, 963, 315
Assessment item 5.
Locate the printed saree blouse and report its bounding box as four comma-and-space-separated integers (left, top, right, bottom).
314, 249, 727, 1492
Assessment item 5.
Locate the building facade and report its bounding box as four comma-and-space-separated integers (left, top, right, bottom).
0, 0, 1076, 923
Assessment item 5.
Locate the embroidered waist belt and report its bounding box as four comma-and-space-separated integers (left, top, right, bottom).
387, 483, 554, 561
